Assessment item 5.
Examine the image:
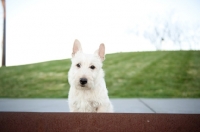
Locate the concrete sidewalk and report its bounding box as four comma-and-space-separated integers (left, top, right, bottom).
0, 98, 200, 113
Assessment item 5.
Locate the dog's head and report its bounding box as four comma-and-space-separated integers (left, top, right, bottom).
68, 39, 105, 90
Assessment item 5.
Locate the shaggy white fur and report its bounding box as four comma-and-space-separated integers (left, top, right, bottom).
68, 39, 113, 112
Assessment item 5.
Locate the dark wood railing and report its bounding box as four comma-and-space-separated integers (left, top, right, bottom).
0, 112, 200, 132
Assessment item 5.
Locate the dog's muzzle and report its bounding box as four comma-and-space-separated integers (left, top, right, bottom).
80, 78, 87, 86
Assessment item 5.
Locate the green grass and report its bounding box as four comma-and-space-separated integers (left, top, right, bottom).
0, 51, 200, 98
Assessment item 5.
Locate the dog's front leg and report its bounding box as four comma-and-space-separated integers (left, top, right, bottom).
97, 104, 113, 113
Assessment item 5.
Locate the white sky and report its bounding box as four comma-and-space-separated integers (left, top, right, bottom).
1, 0, 200, 66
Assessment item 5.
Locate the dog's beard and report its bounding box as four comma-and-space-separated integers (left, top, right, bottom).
76, 85, 91, 90
79, 83, 89, 89
75, 80, 95, 90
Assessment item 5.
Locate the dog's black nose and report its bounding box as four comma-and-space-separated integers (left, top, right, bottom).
80, 78, 87, 85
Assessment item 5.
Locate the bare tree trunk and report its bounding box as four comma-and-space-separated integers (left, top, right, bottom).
1, 0, 6, 66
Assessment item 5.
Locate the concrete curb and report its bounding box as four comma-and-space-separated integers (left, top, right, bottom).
0, 98, 200, 113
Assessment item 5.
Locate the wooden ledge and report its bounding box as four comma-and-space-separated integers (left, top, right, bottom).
0, 112, 200, 132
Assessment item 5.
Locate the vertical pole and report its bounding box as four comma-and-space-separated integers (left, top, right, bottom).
1, 0, 6, 66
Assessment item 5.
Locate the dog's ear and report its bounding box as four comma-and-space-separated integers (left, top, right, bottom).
96, 43, 105, 61
72, 39, 82, 57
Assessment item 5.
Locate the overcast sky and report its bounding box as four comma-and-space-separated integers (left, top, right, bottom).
1, 0, 200, 66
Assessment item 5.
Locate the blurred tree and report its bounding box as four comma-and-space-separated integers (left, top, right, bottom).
1, 0, 5, 66
143, 14, 174, 50
190, 25, 200, 50
140, 11, 200, 51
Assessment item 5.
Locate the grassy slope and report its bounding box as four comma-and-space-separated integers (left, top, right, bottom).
0, 51, 200, 98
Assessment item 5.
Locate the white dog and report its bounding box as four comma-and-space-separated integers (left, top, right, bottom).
68, 39, 113, 112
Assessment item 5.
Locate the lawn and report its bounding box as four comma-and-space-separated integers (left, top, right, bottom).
0, 51, 200, 98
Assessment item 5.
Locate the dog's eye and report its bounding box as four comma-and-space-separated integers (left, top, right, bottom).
90, 65, 95, 69
76, 63, 81, 68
